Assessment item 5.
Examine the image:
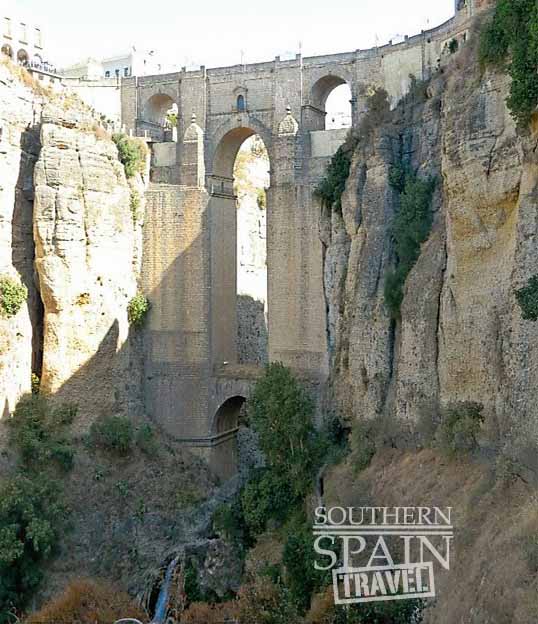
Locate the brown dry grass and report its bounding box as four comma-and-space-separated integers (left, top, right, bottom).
323, 449, 538, 624
0, 57, 53, 98
25, 578, 148, 624
181, 600, 238, 623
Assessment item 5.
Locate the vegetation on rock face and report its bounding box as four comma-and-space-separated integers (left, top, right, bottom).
436, 402, 485, 455
128, 292, 150, 326
515, 274, 538, 321
9, 395, 77, 472
0, 276, 28, 318
112, 133, 148, 178
479, 0, 538, 127
384, 165, 435, 319
89, 415, 134, 456
129, 189, 142, 223
0, 475, 68, 623
314, 146, 353, 214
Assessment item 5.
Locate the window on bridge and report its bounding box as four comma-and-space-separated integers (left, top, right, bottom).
237, 94, 246, 112
233, 134, 269, 366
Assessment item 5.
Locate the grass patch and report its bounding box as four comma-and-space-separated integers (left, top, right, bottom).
436, 402, 484, 455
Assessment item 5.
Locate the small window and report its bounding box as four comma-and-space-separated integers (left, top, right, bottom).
115, 69, 120, 78
19, 23, 27, 43
124, 67, 129, 77
105, 70, 110, 78
34, 28, 42, 48
4, 17, 11, 38
237, 94, 246, 112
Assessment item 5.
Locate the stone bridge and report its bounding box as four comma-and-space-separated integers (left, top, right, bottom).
120, 2, 476, 477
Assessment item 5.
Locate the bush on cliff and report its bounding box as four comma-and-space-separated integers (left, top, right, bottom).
436, 401, 485, 455
89, 414, 134, 455
0, 275, 27, 318
479, 0, 538, 127
112, 133, 148, 178
9, 395, 77, 472
128, 292, 150, 327
0, 475, 67, 623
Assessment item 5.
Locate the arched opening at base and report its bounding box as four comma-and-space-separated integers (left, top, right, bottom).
210, 395, 246, 480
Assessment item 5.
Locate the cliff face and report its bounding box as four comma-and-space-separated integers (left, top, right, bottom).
0, 62, 43, 416
321, 44, 538, 459
34, 103, 144, 421
0, 60, 144, 425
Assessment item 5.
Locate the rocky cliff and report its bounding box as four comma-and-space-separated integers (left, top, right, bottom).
0, 58, 145, 425
34, 102, 145, 422
0, 61, 44, 417
321, 36, 538, 470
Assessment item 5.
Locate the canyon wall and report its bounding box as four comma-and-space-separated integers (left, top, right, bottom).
321, 41, 538, 463
0, 60, 145, 425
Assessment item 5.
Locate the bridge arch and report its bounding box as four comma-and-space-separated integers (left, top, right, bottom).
208, 116, 273, 178
143, 93, 176, 126
306, 71, 355, 130
207, 120, 271, 373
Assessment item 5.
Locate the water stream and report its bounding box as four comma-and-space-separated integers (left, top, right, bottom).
150, 555, 181, 624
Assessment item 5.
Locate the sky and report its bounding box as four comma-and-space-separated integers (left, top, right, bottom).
8, 0, 455, 70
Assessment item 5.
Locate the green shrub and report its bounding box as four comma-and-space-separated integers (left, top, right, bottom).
282, 516, 329, 613
9, 395, 76, 472
384, 167, 435, 319
515, 274, 538, 321
436, 401, 484, 454
90, 415, 134, 455
249, 363, 323, 499
0, 276, 27, 318
112, 133, 148, 178
241, 468, 295, 536
213, 500, 254, 548
128, 292, 150, 327
136, 423, 158, 455
0, 474, 67, 622
479, 0, 538, 127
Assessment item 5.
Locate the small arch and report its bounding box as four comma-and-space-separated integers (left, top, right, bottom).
309, 74, 353, 130
17, 48, 29, 66
210, 395, 246, 480
1, 44, 13, 60
237, 94, 246, 112
143, 93, 176, 126
213, 395, 245, 434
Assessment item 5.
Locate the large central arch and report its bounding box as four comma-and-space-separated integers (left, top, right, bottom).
207, 121, 272, 369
